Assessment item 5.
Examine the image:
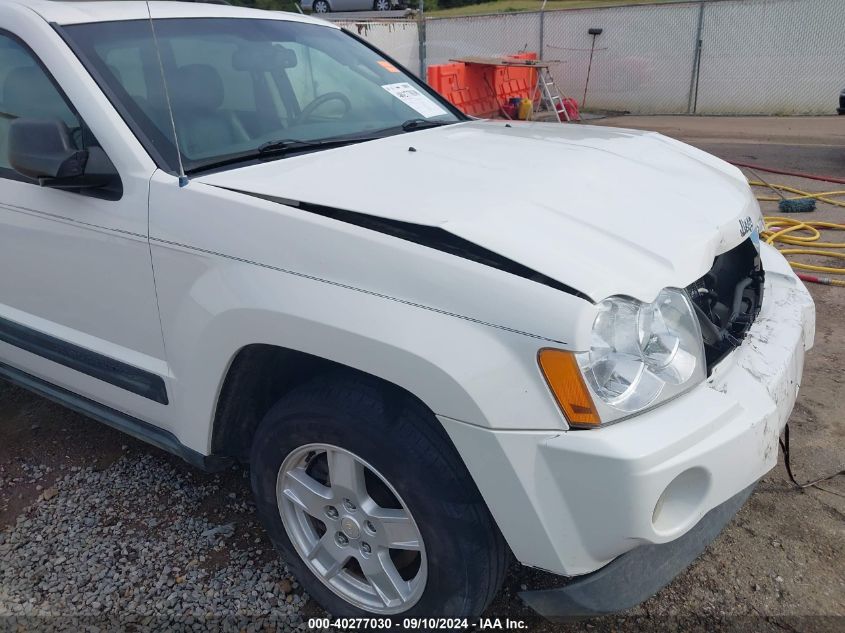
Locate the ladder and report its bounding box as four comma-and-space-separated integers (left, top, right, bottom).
534, 67, 569, 122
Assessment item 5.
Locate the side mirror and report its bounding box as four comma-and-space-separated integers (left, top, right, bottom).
8, 118, 118, 191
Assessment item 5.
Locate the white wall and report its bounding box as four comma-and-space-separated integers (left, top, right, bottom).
334, 19, 421, 76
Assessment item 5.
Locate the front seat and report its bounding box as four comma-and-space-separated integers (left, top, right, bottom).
169, 63, 248, 159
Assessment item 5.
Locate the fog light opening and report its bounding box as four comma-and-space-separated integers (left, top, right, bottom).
652, 467, 711, 535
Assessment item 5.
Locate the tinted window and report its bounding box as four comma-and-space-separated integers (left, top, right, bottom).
0, 33, 82, 178
63, 19, 460, 174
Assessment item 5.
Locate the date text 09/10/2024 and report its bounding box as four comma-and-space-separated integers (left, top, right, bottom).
307, 618, 529, 630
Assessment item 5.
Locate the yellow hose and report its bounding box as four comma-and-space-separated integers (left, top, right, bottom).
749, 181, 845, 209
763, 217, 845, 275
749, 181, 845, 285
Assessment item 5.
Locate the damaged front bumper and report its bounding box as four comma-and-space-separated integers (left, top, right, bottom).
519, 482, 756, 619
440, 243, 815, 618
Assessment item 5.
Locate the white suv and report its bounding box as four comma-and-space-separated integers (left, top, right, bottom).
0, 0, 814, 621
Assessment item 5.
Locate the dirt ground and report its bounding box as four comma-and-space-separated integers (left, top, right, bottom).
1, 116, 843, 631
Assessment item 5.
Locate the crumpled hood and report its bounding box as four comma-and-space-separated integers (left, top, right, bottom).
197, 120, 761, 302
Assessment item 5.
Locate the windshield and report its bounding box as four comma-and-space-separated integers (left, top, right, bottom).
62, 18, 462, 174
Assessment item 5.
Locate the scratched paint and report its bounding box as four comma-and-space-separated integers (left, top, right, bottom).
705, 271, 814, 465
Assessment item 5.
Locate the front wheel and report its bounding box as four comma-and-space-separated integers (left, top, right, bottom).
312, 0, 331, 13
250, 373, 508, 618
374, 0, 393, 10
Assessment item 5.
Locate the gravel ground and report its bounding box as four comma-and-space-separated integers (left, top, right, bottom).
1, 125, 843, 632
0, 447, 308, 632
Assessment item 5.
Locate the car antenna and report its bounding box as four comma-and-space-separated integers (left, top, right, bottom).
146, 1, 188, 187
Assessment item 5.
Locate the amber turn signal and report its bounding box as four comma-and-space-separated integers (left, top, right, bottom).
538, 348, 601, 427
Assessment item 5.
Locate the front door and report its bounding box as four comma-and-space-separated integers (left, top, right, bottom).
0, 29, 170, 419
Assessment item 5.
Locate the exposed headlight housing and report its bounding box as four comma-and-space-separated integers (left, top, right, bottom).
576, 288, 706, 425
539, 288, 707, 429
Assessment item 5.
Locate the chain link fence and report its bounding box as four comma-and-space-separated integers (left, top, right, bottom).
425, 13, 542, 66
344, 0, 845, 115
695, 0, 844, 114
540, 3, 702, 114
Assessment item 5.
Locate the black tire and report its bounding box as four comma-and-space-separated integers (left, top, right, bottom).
250, 371, 508, 619
312, 0, 330, 13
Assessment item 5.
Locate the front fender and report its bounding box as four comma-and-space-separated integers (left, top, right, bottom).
148, 174, 592, 454
151, 252, 571, 454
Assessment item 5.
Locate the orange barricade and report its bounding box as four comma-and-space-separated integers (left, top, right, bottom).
495, 52, 538, 105
427, 53, 539, 119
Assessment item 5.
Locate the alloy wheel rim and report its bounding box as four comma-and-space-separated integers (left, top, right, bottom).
277, 443, 427, 613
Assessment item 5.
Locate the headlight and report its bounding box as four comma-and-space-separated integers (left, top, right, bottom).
575, 288, 706, 425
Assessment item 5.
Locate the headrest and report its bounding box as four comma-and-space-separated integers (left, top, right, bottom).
170, 64, 224, 112
3, 66, 67, 118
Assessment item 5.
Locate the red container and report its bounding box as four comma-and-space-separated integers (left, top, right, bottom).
558, 97, 580, 121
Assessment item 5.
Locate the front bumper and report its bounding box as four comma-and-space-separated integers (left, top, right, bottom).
440, 243, 815, 597
520, 482, 755, 619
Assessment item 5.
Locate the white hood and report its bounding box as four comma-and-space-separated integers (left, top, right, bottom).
198, 120, 761, 303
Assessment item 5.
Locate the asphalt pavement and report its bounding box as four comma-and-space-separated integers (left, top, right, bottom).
591, 115, 845, 178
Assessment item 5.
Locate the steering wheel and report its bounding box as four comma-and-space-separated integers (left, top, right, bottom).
293, 92, 352, 125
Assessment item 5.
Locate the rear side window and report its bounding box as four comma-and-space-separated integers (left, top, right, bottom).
0, 32, 82, 178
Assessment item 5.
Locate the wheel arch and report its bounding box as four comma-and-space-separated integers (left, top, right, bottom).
210, 343, 457, 463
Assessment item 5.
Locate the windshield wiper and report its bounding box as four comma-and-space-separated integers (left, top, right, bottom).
257, 137, 371, 155
185, 135, 378, 175
400, 118, 453, 132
